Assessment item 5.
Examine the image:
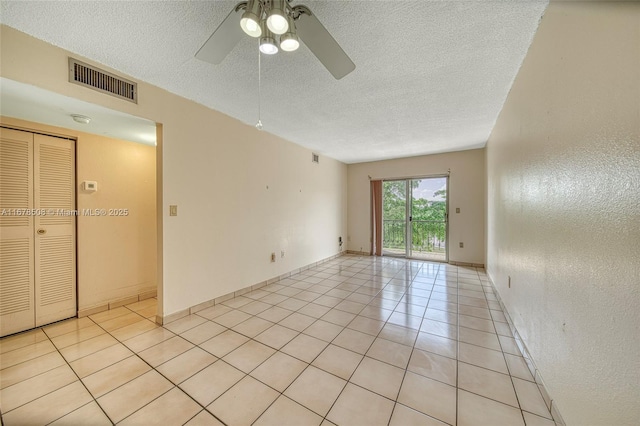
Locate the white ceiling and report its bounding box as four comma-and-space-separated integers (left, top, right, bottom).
0, 0, 548, 164
0, 78, 157, 145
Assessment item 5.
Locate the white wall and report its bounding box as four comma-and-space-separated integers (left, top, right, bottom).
162, 117, 347, 314
347, 149, 485, 264
0, 26, 348, 318
486, 2, 640, 425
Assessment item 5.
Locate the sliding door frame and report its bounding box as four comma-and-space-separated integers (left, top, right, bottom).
380, 173, 450, 262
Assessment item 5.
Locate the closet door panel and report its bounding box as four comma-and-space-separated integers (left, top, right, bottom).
34, 134, 76, 327
0, 128, 35, 336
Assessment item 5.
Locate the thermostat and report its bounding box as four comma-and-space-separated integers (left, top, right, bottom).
83, 181, 98, 192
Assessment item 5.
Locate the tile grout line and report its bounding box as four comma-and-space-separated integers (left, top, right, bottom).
480, 269, 529, 425
95, 305, 230, 426
294, 261, 463, 424
40, 315, 114, 425
142, 264, 386, 425
13, 304, 210, 426
2, 256, 549, 425
209, 261, 375, 424
119, 306, 235, 424
315, 261, 400, 424
387, 262, 441, 426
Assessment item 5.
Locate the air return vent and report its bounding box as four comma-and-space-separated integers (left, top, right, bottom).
312, 153, 319, 164
69, 58, 137, 103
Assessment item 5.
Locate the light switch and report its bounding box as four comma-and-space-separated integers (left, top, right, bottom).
456, 207, 460, 213
169, 205, 178, 216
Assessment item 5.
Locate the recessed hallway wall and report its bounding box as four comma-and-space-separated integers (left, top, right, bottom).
0, 116, 157, 314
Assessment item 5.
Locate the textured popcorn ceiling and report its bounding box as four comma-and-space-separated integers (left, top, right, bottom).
0, 1, 548, 163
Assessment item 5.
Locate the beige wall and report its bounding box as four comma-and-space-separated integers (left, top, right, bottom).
0, 26, 348, 317
76, 128, 156, 309
486, 2, 640, 425
0, 117, 157, 311
347, 149, 485, 264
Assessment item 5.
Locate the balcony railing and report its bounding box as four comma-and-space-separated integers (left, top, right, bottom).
383, 219, 406, 250
383, 219, 446, 258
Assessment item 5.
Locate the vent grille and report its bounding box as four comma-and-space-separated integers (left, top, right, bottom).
312, 153, 319, 164
69, 58, 137, 103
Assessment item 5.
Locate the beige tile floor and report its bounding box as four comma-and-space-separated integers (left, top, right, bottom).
0, 255, 558, 425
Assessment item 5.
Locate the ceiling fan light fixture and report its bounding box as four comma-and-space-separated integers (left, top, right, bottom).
266, 0, 288, 35
259, 23, 278, 55
280, 15, 299, 52
240, 0, 262, 37
280, 33, 299, 52
259, 37, 278, 54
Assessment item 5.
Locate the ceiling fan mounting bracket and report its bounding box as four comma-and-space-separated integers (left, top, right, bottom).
291, 5, 312, 20
234, 2, 248, 13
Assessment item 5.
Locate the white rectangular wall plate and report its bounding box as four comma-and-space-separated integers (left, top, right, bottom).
83, 180, 97, 192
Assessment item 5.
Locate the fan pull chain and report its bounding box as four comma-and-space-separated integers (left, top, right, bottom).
256, 43, 263, 130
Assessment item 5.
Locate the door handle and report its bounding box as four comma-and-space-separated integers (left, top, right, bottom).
37, 229, 46, 235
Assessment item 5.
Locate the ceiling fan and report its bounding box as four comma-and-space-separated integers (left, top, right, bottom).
195, 0, 356, 80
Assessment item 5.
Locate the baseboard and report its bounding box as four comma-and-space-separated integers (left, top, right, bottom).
156, 308, 189, 325
161, 251, 346, 324
448, 260, 485, 268
346, 250, 370, 256
485, 272, 566, 426
77, 288, 158, 318
345, 250, 484, 269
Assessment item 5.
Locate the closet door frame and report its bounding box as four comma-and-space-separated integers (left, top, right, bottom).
0, 126, 77, 336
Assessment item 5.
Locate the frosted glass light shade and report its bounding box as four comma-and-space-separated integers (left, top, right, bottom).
259, 38, 278, 54
266, 0, 288, 35
280, 33, 299, 52
240, 0, 262, 37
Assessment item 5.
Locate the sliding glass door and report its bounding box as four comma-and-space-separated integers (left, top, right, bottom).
382, 176, 448, 261
382, 180, 408, 257
410, 177, 448, 261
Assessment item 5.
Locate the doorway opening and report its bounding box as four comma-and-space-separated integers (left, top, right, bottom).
1, 78, 160, 334
381, 176, 448, 261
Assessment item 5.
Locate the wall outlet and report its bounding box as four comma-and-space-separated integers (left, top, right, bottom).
459, 242, 464, 248
456, 207, 460, 213
271, 253, 276, 262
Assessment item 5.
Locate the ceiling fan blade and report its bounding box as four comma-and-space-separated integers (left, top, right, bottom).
294, 7, 356, 80
196, 3, 246, 65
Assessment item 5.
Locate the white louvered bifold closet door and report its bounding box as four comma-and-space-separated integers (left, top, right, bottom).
0, 128, 76, 337
0, 128, 35, 336
34, 134, 76, 327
